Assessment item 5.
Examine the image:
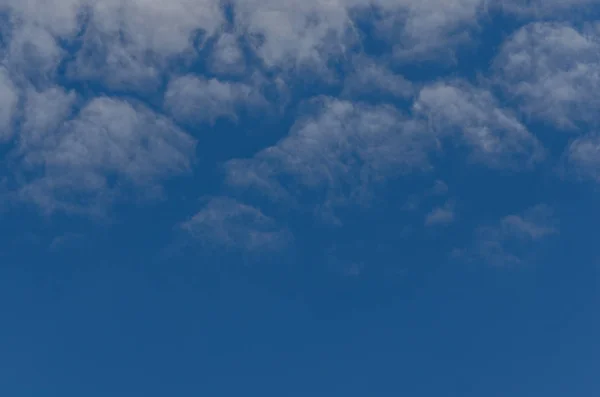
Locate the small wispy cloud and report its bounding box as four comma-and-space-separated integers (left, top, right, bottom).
180, 196, 292, 253
425, 201, 455, 226
461, 204, 558, 266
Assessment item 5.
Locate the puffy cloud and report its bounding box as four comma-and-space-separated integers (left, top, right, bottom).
225, 97, 436, 213
564, 133, 600, 182
0, 0, 492, 92
209, 33, 247, 76
493, 22, 600, 130
381, 0, 487, 61
3, 23, 64, 81
180, 196, 291, 252
164, 75, 264, 125
230, 0, 356, 72
341, 58, 414, 99
15, 97, 196, 214
413, 80, 545, 168
19, 86, 77, 149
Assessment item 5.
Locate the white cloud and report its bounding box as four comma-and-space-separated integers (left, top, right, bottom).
231, 0, 488, 70
425, 201, 455, 226
4, 23, 64, 81
0, 68, 19, 142
383, 0, 487, 61
565, 133, 600, 182
468, 204, 558, 266
209, 33, 246, 76
15, 97, 196, 214
342, 58, 414, 99
497, 0, 600, 17
225, 97, 436, 213
0, 0, 492, 93
180, 196, 291, 252
413, 80, 545, 168
19, 86, 77, 150
164, 75, 264, 125
500, 205, 558, 241
493, 22, 600, 130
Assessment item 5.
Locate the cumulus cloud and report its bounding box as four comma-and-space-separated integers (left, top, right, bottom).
341, 58, 414, 99
180, 196, 291, 252
0, 0, 592, 268
493, 22, 600, 130
413, 80, 545, 168
225, 97, 436, 214
382, 0, 487, 61
164, 75, 264, 125
15, 97, 196, 214
209, 33, 247, 76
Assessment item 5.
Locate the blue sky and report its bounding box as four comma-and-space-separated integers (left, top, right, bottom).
1, 0, 599, 396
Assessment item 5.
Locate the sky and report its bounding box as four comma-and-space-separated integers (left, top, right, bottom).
0, 0, 599, 396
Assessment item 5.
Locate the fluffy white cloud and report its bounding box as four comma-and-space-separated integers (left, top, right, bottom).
565, 133, 600, 182
4, 23, 64, 81
2, 0, 492, 85
382, 0, 487, 61
493, 22, 600, 130
180, 196, 291, 252
164, 75, 264, 125
342, 58, 414, 99
15, 97, 196, 214
19, 86, 77, 149
413, 80, 545, 168
225, 97, 436, 213
209, 33, 247, 76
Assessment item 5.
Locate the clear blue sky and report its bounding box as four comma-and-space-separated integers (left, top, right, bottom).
1, 1, 599, 396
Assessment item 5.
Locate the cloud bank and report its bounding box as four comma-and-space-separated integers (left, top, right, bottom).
1, 0, 598, 267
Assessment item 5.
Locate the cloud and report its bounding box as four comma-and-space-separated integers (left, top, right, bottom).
497, 0, 600, 17
465, 204, 558, 266
428, 180, 449, 196
425, 201, 455, 226
164, 75, 265, 125
19, 86, 77, 148
225, 97, 436, 214
413, 80, 545, 168
209, 33, 247, 76
0, 0, 491, 95
341, 57, 414, 99
14, 97, 196, 214
0, 68, 19, 141
180, 196, 291, 252
382, 0, 487, 61
493, 22, 600, 130
69, 0, 224, 90
564, 133, 600, 182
